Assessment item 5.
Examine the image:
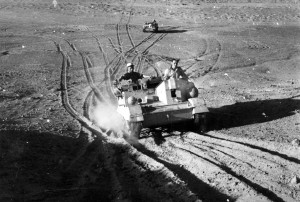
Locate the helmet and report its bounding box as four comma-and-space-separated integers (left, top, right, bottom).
127, 63, 134, 68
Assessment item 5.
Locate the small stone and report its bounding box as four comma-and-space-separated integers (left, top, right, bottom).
290, 176, 300, 184
291, 139, 300, 146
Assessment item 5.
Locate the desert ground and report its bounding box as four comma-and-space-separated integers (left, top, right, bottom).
1, 0, 300, 201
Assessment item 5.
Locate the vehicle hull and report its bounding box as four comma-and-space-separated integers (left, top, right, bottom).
114, 77, 209, 137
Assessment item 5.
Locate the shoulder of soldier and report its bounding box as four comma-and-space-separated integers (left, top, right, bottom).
177, 66, 184, 71
121, 72, 130, 78
132, 71, 141, 75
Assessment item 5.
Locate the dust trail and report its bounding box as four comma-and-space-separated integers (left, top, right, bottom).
92, 100, 127, 135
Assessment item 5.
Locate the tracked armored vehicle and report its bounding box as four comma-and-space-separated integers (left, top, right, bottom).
143, 20, 159, 33
114, 77, 209, 140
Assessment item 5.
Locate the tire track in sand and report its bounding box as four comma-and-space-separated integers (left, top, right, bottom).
140, 130, 299, 202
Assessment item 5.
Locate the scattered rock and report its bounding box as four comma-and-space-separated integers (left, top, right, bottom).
32, 93, 44, 99
291, 139, 300, 146
290, 176, 300, 184
53, 0, 58, 8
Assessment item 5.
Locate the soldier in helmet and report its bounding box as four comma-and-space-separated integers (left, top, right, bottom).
118, 63, 150, 84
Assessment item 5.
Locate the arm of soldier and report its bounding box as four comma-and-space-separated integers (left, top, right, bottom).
136, 72, 150, 80
118, 73, 129, 82
163, 68, 170, 80
118, 75, 124, 82
142, 74, 151, 79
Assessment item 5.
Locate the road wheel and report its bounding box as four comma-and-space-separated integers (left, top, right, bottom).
193, 113, 207, 133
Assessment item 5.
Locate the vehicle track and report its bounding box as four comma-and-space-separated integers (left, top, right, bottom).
139, 130, 299, 202
184, 37, 222, 77
81, 53, 108, 104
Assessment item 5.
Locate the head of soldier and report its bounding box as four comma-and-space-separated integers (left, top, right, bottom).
171, 59, 179, 69
127, 63, 134, 73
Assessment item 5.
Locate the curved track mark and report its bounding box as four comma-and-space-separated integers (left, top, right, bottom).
80, 52, 108, 104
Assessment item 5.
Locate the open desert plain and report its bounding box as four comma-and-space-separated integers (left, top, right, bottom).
1, 0, 300, 201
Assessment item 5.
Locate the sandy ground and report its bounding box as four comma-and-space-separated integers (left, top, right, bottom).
1, 0, 300, 201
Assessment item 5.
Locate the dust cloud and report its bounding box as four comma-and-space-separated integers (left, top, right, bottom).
93, 101, 127, 135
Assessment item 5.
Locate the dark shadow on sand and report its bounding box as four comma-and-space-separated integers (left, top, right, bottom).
156, 29, 187, 34
207, 97, 300, 130
144, 26, 187, 34
0, 130, 111, 201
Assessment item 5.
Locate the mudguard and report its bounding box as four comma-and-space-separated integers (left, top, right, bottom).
188, 97, 209, 114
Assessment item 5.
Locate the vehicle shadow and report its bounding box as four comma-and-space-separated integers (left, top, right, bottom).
147, 26, 187, 34
140, 97, 300, 142
156, 29, 187, 34
207, 97, 300, 130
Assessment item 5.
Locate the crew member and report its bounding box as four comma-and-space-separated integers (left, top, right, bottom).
163, 59, 188, 81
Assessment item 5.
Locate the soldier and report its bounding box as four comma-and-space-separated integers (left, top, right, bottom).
119, 63, 150, 84
163, 59, 189, 99
163, 59, 188, 81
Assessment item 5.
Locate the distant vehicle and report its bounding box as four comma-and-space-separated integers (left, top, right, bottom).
143, 20, 159, 33
113, 76, 209, 141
